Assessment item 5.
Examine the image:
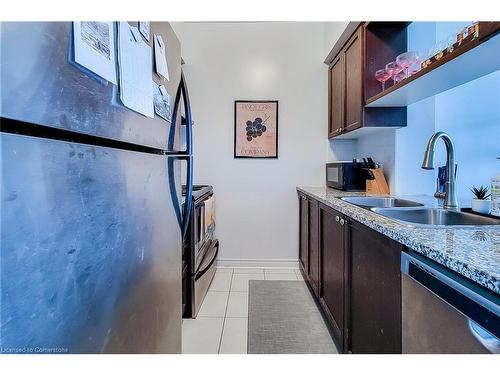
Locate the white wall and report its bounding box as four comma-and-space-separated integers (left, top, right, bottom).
323, 22, 349, 59
327, 138, 357, 161
172, 22, 333, 262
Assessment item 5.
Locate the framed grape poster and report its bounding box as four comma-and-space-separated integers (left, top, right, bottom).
234, 100, 278, 158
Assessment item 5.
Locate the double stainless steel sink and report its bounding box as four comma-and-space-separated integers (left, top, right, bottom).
340, 196, 424, 209
340, 196, 500, 227
372, 207, 500, 226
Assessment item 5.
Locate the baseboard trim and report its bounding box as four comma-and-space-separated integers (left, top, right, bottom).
217, 258, 299, 269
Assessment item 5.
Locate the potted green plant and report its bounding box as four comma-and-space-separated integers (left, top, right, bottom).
470, 185, 491, 214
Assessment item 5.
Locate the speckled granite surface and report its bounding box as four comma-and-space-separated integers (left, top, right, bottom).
297, 186, 500, 295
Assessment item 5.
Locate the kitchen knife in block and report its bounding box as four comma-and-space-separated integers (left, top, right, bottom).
366, 168, 390, 195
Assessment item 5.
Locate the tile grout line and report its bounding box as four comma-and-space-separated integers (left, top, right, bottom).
217, 268, 233, 354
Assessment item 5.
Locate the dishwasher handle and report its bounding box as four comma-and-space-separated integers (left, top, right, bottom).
468, 320, 500, 354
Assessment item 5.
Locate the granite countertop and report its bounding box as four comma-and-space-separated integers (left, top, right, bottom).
297, 186, 500, 295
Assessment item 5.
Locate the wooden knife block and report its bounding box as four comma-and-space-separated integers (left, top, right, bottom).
366, 168, 390, 195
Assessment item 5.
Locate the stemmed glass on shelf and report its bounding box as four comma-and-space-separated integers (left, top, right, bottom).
396, 51, 419, 78
393, 70, 407, 84
374, 69, 392, 91
374, 51, 420, 92
385, 61, 404, 85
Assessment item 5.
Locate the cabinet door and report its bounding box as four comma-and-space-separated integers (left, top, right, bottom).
348, 219, 402, 353
319, 205, 346, 352
343, 28, 363, 132
298, 194, 309, 274
328, 55, 344, 138
308, 198, 320, 295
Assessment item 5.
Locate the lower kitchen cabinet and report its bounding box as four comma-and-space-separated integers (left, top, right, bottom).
308, 198, 320, 295
298, 192, 319, 295
298, 192, 403, 354
298, 192, 320, 296
348, 219, 403, 353
319, 203, 347, 352
299, 193, 309, 273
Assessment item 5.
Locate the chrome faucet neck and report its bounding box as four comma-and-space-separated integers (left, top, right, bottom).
422, 132, 459, 211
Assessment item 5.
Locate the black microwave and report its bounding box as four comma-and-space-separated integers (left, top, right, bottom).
326, 162, 365, 191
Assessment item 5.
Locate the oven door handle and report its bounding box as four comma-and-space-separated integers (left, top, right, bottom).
200, 202, 206, 239
195, 240, 219, 281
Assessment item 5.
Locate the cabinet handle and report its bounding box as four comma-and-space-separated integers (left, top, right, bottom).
340, 218, 345, 225
335, 216, 340, 222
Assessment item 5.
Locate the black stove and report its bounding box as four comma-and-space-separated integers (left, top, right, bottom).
182, 184, 213, 202
181, 183, 218, 318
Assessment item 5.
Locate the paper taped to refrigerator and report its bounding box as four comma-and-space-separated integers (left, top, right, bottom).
117, 22, 154, 118
73, 22, 117, 84
139, 22, 150, 42
154, 34, 170, 81
153, 82, 172, 122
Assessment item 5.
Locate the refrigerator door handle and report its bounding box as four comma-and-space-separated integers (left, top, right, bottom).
169, 71, 193, 155
169, 71, 194, 237
182, 155, 193, 236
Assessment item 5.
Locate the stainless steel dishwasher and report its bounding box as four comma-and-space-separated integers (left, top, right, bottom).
401, 252, 500, 354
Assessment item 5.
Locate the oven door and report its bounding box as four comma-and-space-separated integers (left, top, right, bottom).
194, 194, 215, 270
192, 239, 219, 317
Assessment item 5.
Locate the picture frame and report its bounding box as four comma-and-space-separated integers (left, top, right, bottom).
234, 100, 278, 158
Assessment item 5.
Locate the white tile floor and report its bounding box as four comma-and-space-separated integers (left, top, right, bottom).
182, 267, 304, 354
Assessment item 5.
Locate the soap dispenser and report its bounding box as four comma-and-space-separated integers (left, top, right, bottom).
492, 157, 500, 217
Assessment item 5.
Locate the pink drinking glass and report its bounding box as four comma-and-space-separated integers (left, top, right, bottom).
393, 70, 407, 84
408, 55, 423, 76
375, 69, 391, 91
396, 51, 419, 77
385, 61, 403, 85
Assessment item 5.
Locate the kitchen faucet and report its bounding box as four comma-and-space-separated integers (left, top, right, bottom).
421, 132, 459, 211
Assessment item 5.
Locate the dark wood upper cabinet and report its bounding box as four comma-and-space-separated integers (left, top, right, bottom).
328, 55, 344, 138
326, 23, 406, 140
308, 198, 320, 295
343, 29, 363, 132
348, 219, 402, 354
319, 204, 347, 353
327, 21, 500, 138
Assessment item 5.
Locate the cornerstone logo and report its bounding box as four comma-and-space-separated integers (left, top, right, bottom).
1, 346, 69, 354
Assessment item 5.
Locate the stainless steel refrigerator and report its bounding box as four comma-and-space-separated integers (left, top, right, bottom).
0, 22, 193, 353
